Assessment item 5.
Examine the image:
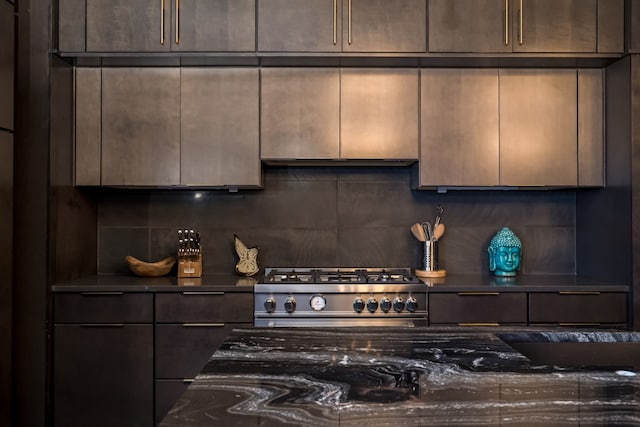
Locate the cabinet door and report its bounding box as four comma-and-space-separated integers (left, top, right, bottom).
257, 0, 341, 52
181, 68, 260, 187
58, 0, 86, 52
75, 68, 101, 186
499, 69, 577, 186
155, 324, 238, 378
101, 68, 180, 186
578, 69, 604, 186
86, 0, 171, 52
0, 0, 13, 131
171, 0, 255, 52
420, 69, 499, 186
341, 69, 419, 159
53, 324, 153, 427
344, 0, 426, 52
429, 292, 527, 325
155, 292, 254, 323
428, 0, 511, 53
529, 292, 628, 324
513, 0, 597, 53
261, 68, 340, 160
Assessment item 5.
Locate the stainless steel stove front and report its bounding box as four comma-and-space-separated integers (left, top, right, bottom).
254, 281, 428, 327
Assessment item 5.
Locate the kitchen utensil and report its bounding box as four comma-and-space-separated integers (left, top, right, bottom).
433, 223, 445, 240
410, 223, 426, 242
433, 205, 444, 236
422, 222, 432, 241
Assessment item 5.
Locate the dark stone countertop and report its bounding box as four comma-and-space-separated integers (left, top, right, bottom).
159, 327, 640, 426
52, 273, 630, 293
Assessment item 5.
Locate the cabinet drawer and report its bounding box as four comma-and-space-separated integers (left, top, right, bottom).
155, 292, 253, 323
155, 323, 246, 378
429, 292, 527, 325
529, 292, 628, 324
54, 292, 153, 323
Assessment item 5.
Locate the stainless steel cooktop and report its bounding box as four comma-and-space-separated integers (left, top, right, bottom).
254, 268, 427, 327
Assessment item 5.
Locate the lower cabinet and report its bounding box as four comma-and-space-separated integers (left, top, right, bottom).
154, 291, 254, 424
53, 324, 153, 427
429, 292, 528, 325
53, 292, 154, 427
53, 290, 254, 427
529, 292, 628, 325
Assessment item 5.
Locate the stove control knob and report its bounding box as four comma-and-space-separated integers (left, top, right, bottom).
380, 296, 392, 313
393, 296, 405, 313
406, 296, 418, 312
264, 298, 276, 313
353, 297, 365, 313
366, 297, 378, 313
284, 297, 297, 313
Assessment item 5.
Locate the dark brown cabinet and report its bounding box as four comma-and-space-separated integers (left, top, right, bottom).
418, 69, 604, 187
154, 291, 253, 424
257, 0, 426, 53
416, 68, 603, 188
75, 67, 261, 187
59, 0, 255, 53
101, 67, 181, 186
261, 68, 419, 161
428, 0, 623, 54
261, 68, 340, 160
0, 0, 13, 131
180, 68, 260, 186
53, 293, 153, 427
499, 69, 578, 186
529, 292, 628, 325
419, 68, 500, 186
428, 292, 528, 325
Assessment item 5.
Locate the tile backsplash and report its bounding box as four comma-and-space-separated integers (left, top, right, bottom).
97, 167, 577, 276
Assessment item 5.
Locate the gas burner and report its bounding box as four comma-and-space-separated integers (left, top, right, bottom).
266, 270, 314, 283
319, 272, 364, 283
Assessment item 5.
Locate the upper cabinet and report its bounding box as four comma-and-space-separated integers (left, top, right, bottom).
428, 0, 623, 54
261, 68, 419, 161
75, 67, 261, 188
59, 0, 255, 53
0, 0, 13, 131
257, 0, 427, 53
416, 68, 603, 188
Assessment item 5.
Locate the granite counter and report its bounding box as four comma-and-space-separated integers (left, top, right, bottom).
159, 328, 640, 426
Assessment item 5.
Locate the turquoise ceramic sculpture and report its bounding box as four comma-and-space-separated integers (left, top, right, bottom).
488, 227, 522, 277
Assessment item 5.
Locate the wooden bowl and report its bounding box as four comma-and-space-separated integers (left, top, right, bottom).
126, 255, 176, 277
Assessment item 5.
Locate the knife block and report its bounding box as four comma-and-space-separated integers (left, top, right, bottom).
177, 253, 202, 278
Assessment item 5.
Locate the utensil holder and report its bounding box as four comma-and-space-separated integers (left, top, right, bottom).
415, 240, 446, 278
177, 253, 202, 278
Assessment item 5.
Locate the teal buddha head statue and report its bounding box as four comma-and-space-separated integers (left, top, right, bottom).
488, 227, 522, 277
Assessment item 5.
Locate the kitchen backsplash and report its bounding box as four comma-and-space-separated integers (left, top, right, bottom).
96, 167, 577, 276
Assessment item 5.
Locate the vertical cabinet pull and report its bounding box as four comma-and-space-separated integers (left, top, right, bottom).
504, 0, 509, 45
333, 0, 337, 45
175, 0, 180, 45
348, 0, 352, 45
518, 0, 523, 45
160, 0, 166, 45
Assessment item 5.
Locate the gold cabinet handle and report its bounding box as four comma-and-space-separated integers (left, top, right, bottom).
333, 0, 337, 45
558, 322, 602, 326
181, 323, 225, 327
457, 292, 500, 296
504, 0, 509, 46
558, 291, 601, 295
160, 0, 166, 45
182, 291, 225, 295
348, 0, 352, 45
518, 0, 523, 45
458, 323, 500, 327
175, 0, 180, 45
